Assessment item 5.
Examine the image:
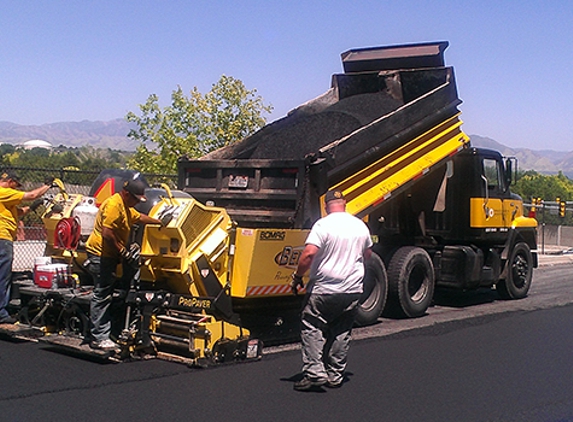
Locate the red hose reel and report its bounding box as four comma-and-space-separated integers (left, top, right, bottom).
54, 217, 82, 251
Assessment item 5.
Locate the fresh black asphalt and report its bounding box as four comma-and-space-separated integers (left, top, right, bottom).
2, 304, 573, 422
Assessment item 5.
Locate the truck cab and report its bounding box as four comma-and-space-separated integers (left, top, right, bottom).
393, 146, 537, 247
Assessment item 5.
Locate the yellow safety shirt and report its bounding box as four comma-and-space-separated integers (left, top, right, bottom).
0, 186, 24, 241
86, 193, 141, 257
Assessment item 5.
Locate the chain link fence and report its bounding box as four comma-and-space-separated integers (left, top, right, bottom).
3, 166, 177, 271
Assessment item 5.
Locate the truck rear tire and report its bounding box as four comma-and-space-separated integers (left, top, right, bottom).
497, 242, 532, 300
387, 246, 435, 318
355, 253, 387, 326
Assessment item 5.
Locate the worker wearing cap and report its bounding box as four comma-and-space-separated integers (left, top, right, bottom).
86, 178, 161, 350
0, 171, 54, 324
291, 189, 372, 391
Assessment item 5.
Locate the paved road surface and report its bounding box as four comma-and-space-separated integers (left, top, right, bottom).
1, 254, 573, 422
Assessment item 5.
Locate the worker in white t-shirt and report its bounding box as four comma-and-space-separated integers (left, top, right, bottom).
291, 189, 372, 391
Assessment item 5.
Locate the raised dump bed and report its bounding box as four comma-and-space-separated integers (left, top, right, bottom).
178, 42, 468, 228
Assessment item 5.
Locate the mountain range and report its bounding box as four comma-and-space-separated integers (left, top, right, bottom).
1, 120, 572, 178
469, 135, 573, 179
0, 119, 138, 151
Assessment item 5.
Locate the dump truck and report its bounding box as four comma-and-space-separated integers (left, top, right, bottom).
176, 41, 538, 329
2, 41, 537, 364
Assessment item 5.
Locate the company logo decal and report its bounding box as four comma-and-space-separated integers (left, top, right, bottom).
177, 296, 212, 309
259, 230, 286, 241
275, 246, 304, 268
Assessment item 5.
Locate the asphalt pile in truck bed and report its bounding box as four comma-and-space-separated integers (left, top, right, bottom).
203, 90, 403, 160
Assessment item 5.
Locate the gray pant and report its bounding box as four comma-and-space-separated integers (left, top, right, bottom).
87, 253, 136, 343
87, 253, 120, 342
300, 293, 361, 384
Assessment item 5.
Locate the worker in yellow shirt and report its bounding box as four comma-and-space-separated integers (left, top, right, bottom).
0, 171, 54, 324
85, 178, 161, 350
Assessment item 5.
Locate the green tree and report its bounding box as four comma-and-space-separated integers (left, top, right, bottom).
0, 144, 16, 165
513, 170, 573, 203
1, 145, 129, 176
125, 75, 273, 174
4, 147, 55, 168
513, 170, 573, 225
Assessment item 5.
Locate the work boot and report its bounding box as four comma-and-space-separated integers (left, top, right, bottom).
293, 376, 326, 391
90, 339, 120, 351
324, 380, 343, 388
0, 315, 17, 324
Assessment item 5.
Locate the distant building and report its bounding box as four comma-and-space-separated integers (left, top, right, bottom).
21, 139, 53, 150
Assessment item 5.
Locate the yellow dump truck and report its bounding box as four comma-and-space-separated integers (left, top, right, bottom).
5, 41, 537, 365
176, 41, 537, 329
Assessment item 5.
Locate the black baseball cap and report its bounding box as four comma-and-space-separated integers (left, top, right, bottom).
0, 170, 22, 187
123, 179, 147, 202
325, 189, 345, 203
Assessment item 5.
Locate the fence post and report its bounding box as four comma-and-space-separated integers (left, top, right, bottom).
541, 201, 545, 254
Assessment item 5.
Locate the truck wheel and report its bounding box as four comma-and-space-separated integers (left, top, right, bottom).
497, 242, 533, 300
387, 246, 435, 318
355, 253, 387, 326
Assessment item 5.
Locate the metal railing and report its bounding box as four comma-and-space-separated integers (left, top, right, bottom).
524, 201, 573, 254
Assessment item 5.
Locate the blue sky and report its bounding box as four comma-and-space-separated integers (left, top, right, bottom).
1, 1, 572, 151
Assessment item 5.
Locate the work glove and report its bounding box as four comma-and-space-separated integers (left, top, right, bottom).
30, 198, 44, 212
44, 176, 56, 187
160, 213, 173, 227
290, 273, 304, 295
128, 243, 141, 263
120, 243, 141, 266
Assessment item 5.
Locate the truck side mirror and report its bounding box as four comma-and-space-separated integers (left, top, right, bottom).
504, 158, 513, 188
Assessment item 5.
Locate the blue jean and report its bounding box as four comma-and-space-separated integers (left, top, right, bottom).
300, 293, 361, 384
87, 253, 136, 342
0, 239, 14, 320
87, 253, 120, 342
